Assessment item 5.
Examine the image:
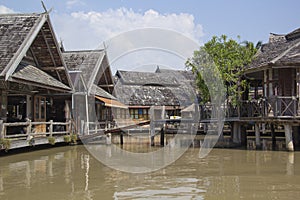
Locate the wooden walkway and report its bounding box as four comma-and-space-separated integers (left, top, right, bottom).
79, 120, 150, 140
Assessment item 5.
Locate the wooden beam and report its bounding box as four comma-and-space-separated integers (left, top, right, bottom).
41, 27, 62, 82
98, 84, 114, 88
42, 66, 65, 71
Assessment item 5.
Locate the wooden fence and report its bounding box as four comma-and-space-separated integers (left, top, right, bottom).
0, 120, 72, 140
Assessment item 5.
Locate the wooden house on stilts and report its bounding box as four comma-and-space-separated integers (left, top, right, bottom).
62, 50, 127, 136
221, 28, 300, 151
0, 12, 74, 149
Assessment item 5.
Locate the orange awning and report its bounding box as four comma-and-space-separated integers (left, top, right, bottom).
95, 96, 128, 109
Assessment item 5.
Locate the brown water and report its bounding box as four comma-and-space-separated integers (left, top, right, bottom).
0, 145, 300, 200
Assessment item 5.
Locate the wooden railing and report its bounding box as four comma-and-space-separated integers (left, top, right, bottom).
0, 120, 72, 140
200, 96, 299, 120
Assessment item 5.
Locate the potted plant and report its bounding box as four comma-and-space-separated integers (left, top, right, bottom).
71, 134, 78, 144
63, 135, 71, 143
48, 136, 56, 145
0, 138, 11, 152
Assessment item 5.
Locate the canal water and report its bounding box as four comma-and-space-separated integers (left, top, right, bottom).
0, 145, 300, 200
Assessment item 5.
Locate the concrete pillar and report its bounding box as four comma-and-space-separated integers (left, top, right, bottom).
292, 126, 300, 148
255, 123, 261, 149
106, 133, 112, 145
232, 122, 241, 144
284, 124, 294, 151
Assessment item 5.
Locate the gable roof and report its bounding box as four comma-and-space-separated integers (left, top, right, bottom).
114, 69, 197, 106
247, 28, 300, 72
0, 12, 72, 90
116, 70, 180, 86
0, 13, 42, 76
63, 50, 113, 93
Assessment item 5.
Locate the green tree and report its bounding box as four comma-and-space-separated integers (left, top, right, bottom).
186, 35, 258, 104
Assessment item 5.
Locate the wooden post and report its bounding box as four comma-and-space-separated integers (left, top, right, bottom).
0, 120, 3, 139
95, 122, 98, 134
160, 126, 165, 146
26, 120, 32, 140
255, 123, 261, 149
241, 124, 247, 147
151, 135, 155, 146
120, 132, 124, 145
270, 124, 276, 150
49, 120, 53, 137
284, 124, 294, 151
85, 94, 90, 135
81, 120, 85, 135
150, 107, 155, 146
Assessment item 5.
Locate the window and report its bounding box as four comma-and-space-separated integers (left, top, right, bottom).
129, 108, 149, 120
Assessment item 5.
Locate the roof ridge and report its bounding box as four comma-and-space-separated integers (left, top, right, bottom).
0, 12, 44, 17
63, 49, 104, 53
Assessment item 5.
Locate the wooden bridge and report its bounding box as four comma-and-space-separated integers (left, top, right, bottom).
79, 120, 150, 140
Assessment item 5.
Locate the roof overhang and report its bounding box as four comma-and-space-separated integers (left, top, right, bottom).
10, 65, 71, 92
95, 96, 128, 109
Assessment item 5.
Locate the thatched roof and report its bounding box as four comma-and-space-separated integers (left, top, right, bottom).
116, 70, 180, 86
0, 12, 72, 91
63, 50, 114, 93
247, 28, 300, 72
114, 69, 197, 107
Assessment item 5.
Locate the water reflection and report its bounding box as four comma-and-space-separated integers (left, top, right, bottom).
0, 146, 300, 199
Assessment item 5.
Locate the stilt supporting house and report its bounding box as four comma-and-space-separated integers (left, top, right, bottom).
284, 124, 294, 151
255, 123, 261, 149
232, 122, 241, 144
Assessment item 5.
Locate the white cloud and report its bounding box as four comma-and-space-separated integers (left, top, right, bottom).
0, 5, 15, 14
52, 7, 203, 50
66, 0, 86, 9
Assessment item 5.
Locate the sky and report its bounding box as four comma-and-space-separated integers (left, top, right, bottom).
0, 0, 299, 72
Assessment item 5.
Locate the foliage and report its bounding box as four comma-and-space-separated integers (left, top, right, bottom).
48, 136, 56, 145
186, 35, 259, 104
71, 134, 78, 144
64, 135, 71, 143
64, 134, 77, 144
0, 138, 11, 151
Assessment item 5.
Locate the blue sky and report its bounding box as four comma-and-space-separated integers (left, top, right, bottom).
0, 0, 299, 72
1, 0, 299, 49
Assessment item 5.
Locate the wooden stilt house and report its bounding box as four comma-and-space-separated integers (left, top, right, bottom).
0, 12, 73, 148
229, 28, 300, 151
62, 50, 127, 135
114, 67, 197, 122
